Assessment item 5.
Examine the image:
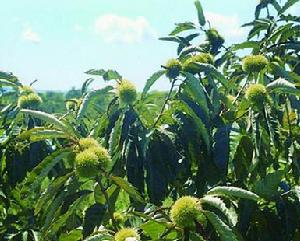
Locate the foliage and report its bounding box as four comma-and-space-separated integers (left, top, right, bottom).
1, 0, 300, 240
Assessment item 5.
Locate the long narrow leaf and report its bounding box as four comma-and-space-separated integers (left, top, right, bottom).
194, 0, 206, 26
142, 70, 165, 99
204, 211, 238, 241
207, 186, 259, 201
21, 109, 76, 137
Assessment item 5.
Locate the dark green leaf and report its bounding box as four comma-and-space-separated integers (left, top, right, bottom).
194, 0, 206, 26
85, 69, 106, 76
279, 0, 299, 14
253, 170, 285, 200
204, 211, 238, 241
103, 70, 122, 81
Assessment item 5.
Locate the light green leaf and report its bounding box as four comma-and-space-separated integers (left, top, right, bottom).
110, 175, 145, 203
267, 78, 300, 96
19, 127, 69, 142
207, 186, 259, 201
140, 220, 167, 240
231, 41, 260, 51
84, 234, 113, 241
20, 109, 76, 137
0, 79, 18, 87
59, 230, 82, 241
294, 186, 300, 201
201, 196, 237, 226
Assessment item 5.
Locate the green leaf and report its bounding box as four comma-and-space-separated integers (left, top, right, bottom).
190, 233, 205, 241
194, 0, 206, 26
46, 192, 92, 237
22, 148, 73, 192
85, 69, 106, 76
42, 188, 68, 230
170, 22, 196, 35
110, 175, 145, 203
232, 135, 253, 180
253, 170, 285, 200
19, 127, 69, 142
201, 196, 237, 226
0, 79, 18, 87
207, 186, 259, 201
35, 172, 73, 215
103, 70, 122, 81
294, 186, 300, 201
142, 70, 165, 99
213, 125, 231, 174
159, 36, 181, 43
231, 41, 260, 51
279, 0, 299, 14
30, 230, 40, 241
184, 72, 209, 117
267, 78, 300, 96
77, 86, 113, 120
81, 78, 94, 94
194, 63, 228, 88
255, 4, 263, 19
20, 109, 76, 137
94, 183, 105, 204
83, 204, 107, 237
83, 234, 113, 241
175, 101, 210, 150
204, 211, 238, 241
140, 220, 167, 240
85, 69, 121, 81
271, 1, 282, 12
0, 71, 18, 82
59, 230, 82, 241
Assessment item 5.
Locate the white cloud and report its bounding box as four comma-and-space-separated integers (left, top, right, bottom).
94, 14, 156, 43
22, 25, 41, 43
205, 12, 246, 42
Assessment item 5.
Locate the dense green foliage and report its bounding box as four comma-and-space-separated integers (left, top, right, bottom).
1, 0, 300, 240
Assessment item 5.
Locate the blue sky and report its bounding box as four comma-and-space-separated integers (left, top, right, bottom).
0, 0, 298, 91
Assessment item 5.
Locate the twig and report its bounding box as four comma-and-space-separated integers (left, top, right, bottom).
232, 75, 250, 106
152, 78, 177, 128
30, 79, 38, 86
98, 178, 118, 230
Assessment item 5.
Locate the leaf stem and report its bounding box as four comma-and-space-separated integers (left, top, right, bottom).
97, 177, 118, 230
152, 78, 177, 128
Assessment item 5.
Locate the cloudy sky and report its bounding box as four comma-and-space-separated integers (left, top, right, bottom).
0, 0, 298, 91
